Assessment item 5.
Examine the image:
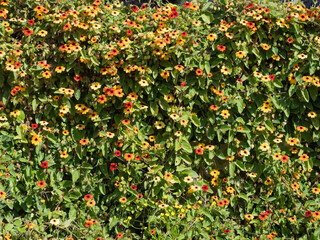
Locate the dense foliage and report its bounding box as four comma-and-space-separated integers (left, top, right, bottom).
0, 0, 320, 239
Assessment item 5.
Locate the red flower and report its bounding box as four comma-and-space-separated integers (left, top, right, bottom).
84, 194, 93, 201
74, 75, 82, 81
110, 163, 117, 171
259, 213, 267, 220
115, 150, 121, 157
28, 19, 34, 26
137, 193, 143, 199
63, 23, 71, 31
269, 74, 274, 81
135, 155, 141, 161
202, 185, 209, 191
306, 210, 312, 218
131, 6, 138, 12
31, 124, 38, 129
85, 222, 92, 227
183, 2, 191, 8
126, 30, 132, 36
224, 230, 230, 233
14, 86, 20, 91
125, 102, 133, 109
181, 31, 187, 37
14, 62, 21, 68
195, 148, 203, 155
180, 82, 187, 88
140, 4, 147, 10
217, 45, 226, 52
281, 155, 289, 163
246, 22, 255, 28
247, 3, 254, 8
59, 45, 67, 51
237, 78, 243, 83
37, 180, 46, 188
171, 7, 177, 12
130, 185, 137, 190
41, 161, 48, 168
287, 15, 292, 21
117, 233, 123, 239
266, 209, 272, 215
23, 28, 33, 36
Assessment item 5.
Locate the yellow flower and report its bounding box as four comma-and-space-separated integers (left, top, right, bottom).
60, 150, 69, 158
90, 82, 101, 90
221, 66, 231, 75
288, 74, 297, 84
207, 33, 217, 41
308, 112, 317, 118
38, 30, 48, 37
164, 94, 174, 103
42, 71, 51, 78
220, 109, 230, 119
210, 169, 220, 177
235, 51, 246, 59
261, 43, 270, 50
259, 142, 270, 151
245, 214, 254, 221
265, 177, 272, 185
298, 54, 307, 59
160, 70, 170, 79
154, 121, 165, 129
10, 110, 20, 118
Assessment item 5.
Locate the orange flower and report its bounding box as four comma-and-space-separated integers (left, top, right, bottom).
37, 180, 46, 188
80, 139, 89, 146
63, 23, 71, 31
298, 13, 308, 21
291, 182, 299, 190
117, 233, 123, 239
98, 95, 107, 104
122, 119, 130, 125
210, 105, 219, 111
313, 211, 320, 219
124, 153, 134, 161
217, 201, 224, 207
87, 200, 95, 207
195, 69, 203, 76
299, 154, 309, 161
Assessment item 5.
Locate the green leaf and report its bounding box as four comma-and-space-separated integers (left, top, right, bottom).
75, 89, 81, 100
236, 98, 244, 113
46, 133, 58, 145
150, 102, 158, 116
91, 56, 100, 66
190, 114, 201, 127
301, 88, 310, 102
32, 99, 38, 111
181, 138, 193, 153
311, 118, 320, 130
16, 110, 25, 122
238, 193, 249, 202
288, 84, 297, 97
72, 170, 80, 183
109, 217, 119, 229
204, 61, 210, 75
308, 86, 318, 102
265, 120, 274, 132
201, 11, 213, 23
